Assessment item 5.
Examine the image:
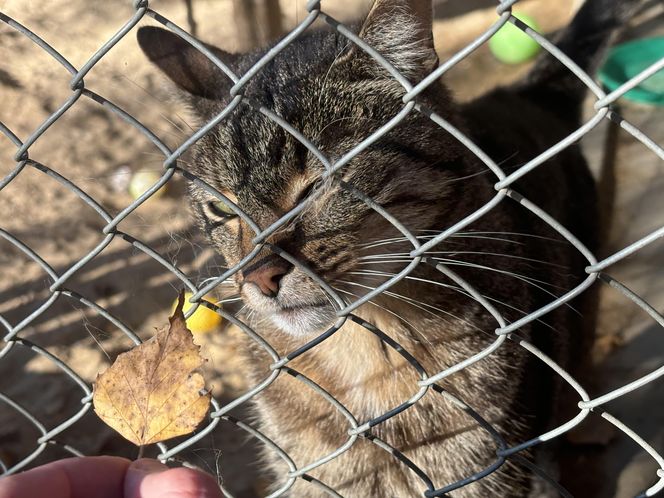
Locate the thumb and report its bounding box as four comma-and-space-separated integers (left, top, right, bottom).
125, 458, 223, 498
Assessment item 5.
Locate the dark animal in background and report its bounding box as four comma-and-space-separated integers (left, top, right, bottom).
138, 0, 639, 495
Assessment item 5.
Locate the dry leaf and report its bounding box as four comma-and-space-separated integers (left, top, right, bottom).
93, 292, 211, 445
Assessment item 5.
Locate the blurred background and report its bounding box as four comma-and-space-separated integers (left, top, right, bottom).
0, 1, 662, 496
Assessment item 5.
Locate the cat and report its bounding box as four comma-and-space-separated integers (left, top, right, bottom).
138, 0, 638, 495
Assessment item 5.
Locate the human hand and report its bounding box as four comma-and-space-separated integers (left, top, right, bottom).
0, 456, 223, 498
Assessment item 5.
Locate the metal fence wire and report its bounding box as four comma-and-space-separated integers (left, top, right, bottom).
1, 0, 664, 496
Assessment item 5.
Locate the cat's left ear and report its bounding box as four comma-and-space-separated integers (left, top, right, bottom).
351, 0, 438, 80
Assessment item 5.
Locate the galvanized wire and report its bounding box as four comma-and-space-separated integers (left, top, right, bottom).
0, 0, 663, 496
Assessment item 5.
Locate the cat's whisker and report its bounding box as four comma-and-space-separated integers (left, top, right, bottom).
358, 253, 411, 259
378, 289, 487, 339
418, 230, 569, 247
347, 270, 560, 333
357, 250, 568, 271
412, 229, 565, 240
439, 167, 497, 185
333, 280, 421, 326
356, 235, 434, 250
431, 151, 520, 187
199, 276, 234, 285
354, 229, 498, 247
357, 230, 568, 251
354, 257, 568, 293
322, 287, 342, 310
447, 234, 525, 246
356, 233, 524, 252
215, 296, 243, 305
336, 279, 485, 339
351, 264, 574, 320
430, 257, 575, 300
356, 259, 411, 265
332, 286, 431, 343
444, 255, 568, 282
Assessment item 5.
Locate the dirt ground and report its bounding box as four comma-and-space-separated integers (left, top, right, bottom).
0, 0, 662, 497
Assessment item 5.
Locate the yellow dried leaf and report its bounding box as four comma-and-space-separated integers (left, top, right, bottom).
93, 292, 211, 445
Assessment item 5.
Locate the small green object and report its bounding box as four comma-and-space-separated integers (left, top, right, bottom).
489, 13, 542, 65
599, 37, 664, 106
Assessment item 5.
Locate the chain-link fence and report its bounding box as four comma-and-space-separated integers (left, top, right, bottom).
1, 0, 663, 496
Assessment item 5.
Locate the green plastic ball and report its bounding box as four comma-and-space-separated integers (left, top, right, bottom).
489, 13, 542, 64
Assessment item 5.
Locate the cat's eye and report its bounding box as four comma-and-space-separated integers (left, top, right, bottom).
205, 199, 237, 220
296, 180, 320, 205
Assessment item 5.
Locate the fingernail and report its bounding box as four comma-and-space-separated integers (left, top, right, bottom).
130, 459, 168, 474
125, 459, 168, 498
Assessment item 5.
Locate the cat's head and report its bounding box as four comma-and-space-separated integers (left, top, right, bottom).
138, 0, 472, 337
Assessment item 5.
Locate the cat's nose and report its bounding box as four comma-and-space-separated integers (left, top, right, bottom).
242, 257, 292, 297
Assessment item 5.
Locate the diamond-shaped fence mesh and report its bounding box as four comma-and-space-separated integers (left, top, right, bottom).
0, 0, 663, 496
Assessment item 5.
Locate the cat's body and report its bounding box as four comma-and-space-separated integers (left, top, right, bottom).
138, 0, 637, 495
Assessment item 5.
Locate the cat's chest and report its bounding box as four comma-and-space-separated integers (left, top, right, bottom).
247, 312, 435, 419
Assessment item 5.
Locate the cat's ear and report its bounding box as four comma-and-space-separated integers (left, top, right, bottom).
355, 0, 437, 79
137, 26, 235, 100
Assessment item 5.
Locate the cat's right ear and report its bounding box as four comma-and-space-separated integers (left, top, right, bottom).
137, 26, 235, 100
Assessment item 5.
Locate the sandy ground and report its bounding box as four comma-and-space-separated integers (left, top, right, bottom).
0, 0, 662, 496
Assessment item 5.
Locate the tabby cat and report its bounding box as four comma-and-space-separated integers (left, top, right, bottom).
138, 0, 636, 495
